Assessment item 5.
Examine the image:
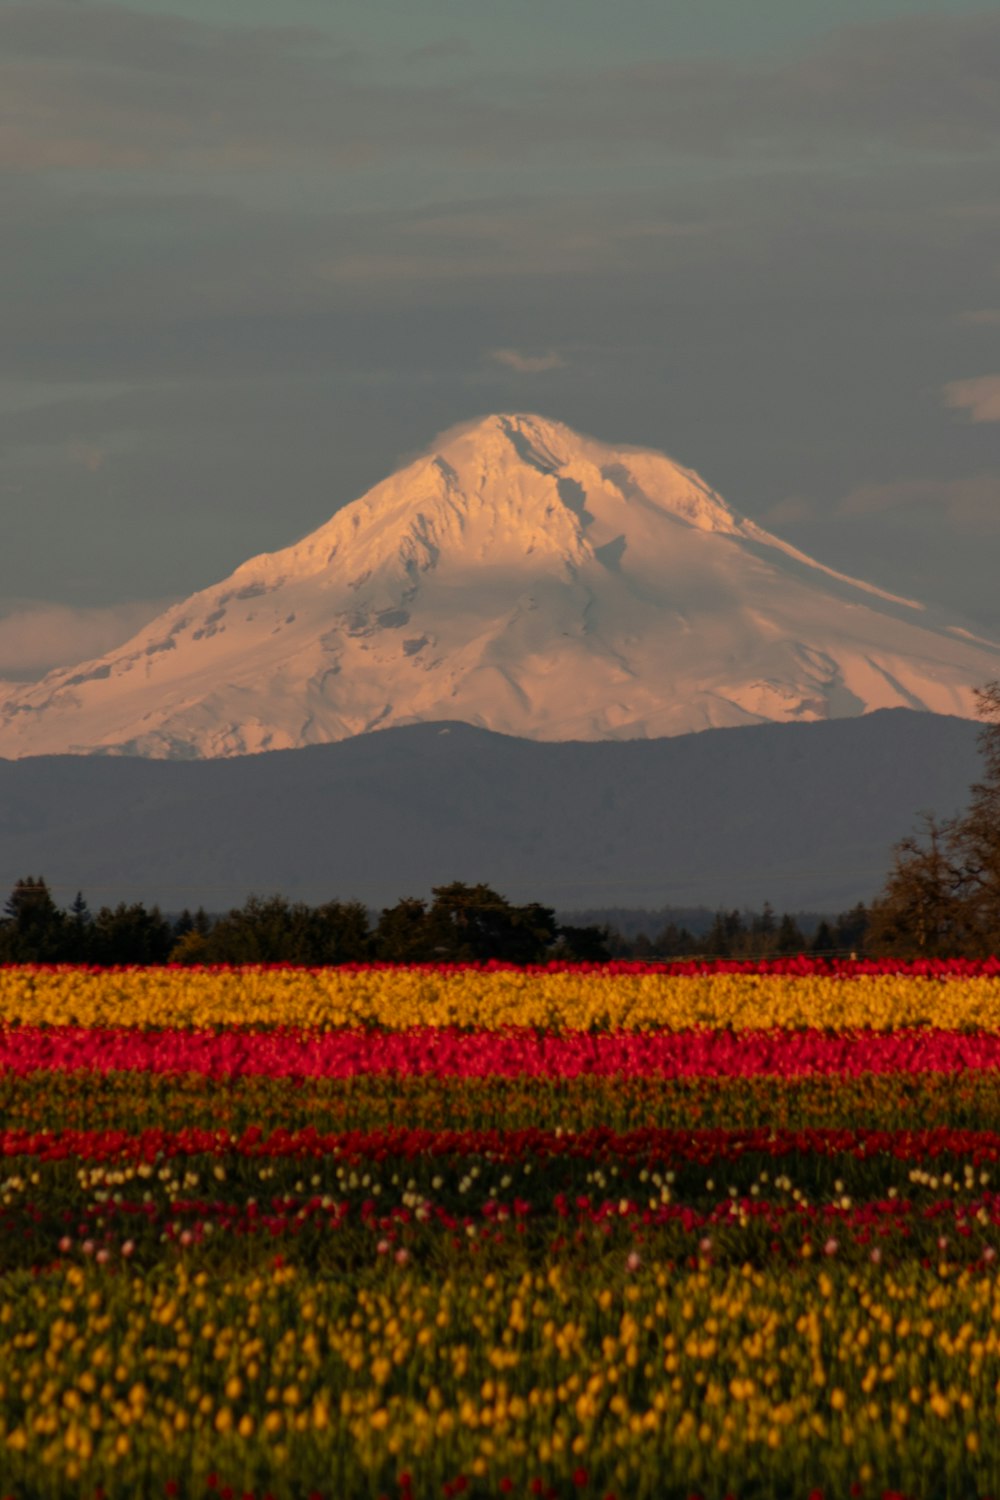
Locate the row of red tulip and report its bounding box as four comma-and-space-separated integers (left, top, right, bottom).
6, 1024, 1000, 1076
6, 957, 1000, 975
6, 1122, 1000, 1164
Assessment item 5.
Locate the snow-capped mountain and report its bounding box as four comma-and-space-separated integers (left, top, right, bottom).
2, 413, 998, 759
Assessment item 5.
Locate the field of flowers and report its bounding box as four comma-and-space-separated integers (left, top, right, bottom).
3, 959, 1000, 1500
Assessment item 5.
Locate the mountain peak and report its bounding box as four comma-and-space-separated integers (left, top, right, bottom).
1, 415, 998, 758
435, 410, 577, 456
395, 409, 743, 539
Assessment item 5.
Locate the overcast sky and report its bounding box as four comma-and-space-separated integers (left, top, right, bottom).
1, 0, 999, 677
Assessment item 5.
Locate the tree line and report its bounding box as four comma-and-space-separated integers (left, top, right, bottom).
0, 874, 870, 966
0, 880, 612, 966
607, 902, 870, 961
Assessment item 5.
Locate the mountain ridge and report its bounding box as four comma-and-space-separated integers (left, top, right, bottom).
0, 710, 983, 910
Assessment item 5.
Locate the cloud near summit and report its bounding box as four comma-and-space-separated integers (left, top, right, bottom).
486, 349, 567, 374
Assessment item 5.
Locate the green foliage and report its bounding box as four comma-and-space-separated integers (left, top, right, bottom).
175, 894, 374, 965
89, 902, 174, 965
372, 896, 436, 963
416, 881, 558, 963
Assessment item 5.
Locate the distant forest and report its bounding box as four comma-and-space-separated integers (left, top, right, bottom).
5, 680, 1000, 965
0, 875, 871, 966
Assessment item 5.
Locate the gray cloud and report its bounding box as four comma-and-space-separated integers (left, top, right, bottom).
0, 4, 370, 171
406, 38, 474, 63
486, 348, 568, 373
1, 4, 998, 175
762, 473, 1000, 534
589, 11, 1000, 155
4, 145, 995, 385
944, 376, 1000, 422
839, 472, 1000, 530
0, 597, 174, 679
3, 4, 1000, 641
0, 1, 505, 173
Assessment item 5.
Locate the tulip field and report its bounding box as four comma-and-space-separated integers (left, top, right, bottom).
6, 962, 1000, 1499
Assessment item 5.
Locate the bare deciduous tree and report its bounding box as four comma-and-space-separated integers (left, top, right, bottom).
871, 682, 1000, 956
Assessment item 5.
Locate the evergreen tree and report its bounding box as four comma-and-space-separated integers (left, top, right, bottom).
755, 902, 778, 953
601, 925, 633, 959
89, 903, 174, 965
311, 900, 372, 964
552, 923, 612, 962
172, 909, 195, 942
173, 894, 372, 965
652, 921, 697, 959
64, 891, 93, 962
170, 907, 215, 961
0, 876, 66, 961
704, 910, 744, 958
776, 912, 804, 955
4, 875, 59, 926
184, 894, 300, 964
811, 920, 836, 955
833, 902, 870, 956
632, 932, 654, 960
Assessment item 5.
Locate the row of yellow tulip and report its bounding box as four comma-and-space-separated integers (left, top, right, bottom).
2, 964, 999, 1032
1, 1256, 996, 1498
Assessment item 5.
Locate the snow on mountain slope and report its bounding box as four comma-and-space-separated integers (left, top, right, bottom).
1, 413, 998, 759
